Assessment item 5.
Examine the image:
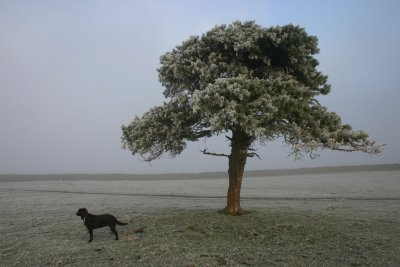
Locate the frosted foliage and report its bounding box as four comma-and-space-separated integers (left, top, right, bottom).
192, 76, 278, 137
122, 21, 383, 161
122, 101, 200, 161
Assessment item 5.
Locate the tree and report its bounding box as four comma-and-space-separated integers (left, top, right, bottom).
122, 21, 383, 215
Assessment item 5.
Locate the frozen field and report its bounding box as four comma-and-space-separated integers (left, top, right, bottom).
1, 166, 400, 266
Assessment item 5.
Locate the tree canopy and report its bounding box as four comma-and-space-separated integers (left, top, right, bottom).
122, 21, 383, 215
122, 21, 382, 162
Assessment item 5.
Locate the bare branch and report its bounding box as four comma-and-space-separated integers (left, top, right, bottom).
247, 152, 262, 159
309, 151, 319, 159
225, 135, 232, 141
200, 149, 230, 158
139, 150, 163, 163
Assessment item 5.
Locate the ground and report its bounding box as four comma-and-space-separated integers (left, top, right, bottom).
1, 166, 399, 266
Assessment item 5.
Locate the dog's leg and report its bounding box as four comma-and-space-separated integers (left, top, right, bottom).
110, 225, 119, 240
88, 228, 93, 242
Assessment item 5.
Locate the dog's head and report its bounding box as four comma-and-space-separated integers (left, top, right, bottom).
76, 208, 88, 220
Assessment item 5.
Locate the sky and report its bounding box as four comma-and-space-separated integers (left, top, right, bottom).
0, 0, 399, 174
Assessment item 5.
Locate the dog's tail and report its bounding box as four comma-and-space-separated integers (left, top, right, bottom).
116, 219, 128, 226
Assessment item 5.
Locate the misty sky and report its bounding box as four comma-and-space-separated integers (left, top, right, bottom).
1, 0, 399, 174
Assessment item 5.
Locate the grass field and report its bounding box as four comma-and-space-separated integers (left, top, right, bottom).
1, 166, 400, 266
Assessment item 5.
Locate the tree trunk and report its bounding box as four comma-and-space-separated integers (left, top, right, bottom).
224, 131, 251, 215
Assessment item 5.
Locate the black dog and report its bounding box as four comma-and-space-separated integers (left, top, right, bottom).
76, 208, 127, 242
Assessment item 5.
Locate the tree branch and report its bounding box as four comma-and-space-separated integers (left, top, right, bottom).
326, 142, 385, 154
194, 130, 212, 139
200, 149, 230, 158
139, 150, 164, 163
247, 152, 262, 159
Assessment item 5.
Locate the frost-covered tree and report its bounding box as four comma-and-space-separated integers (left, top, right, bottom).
122, 21, 383, 215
